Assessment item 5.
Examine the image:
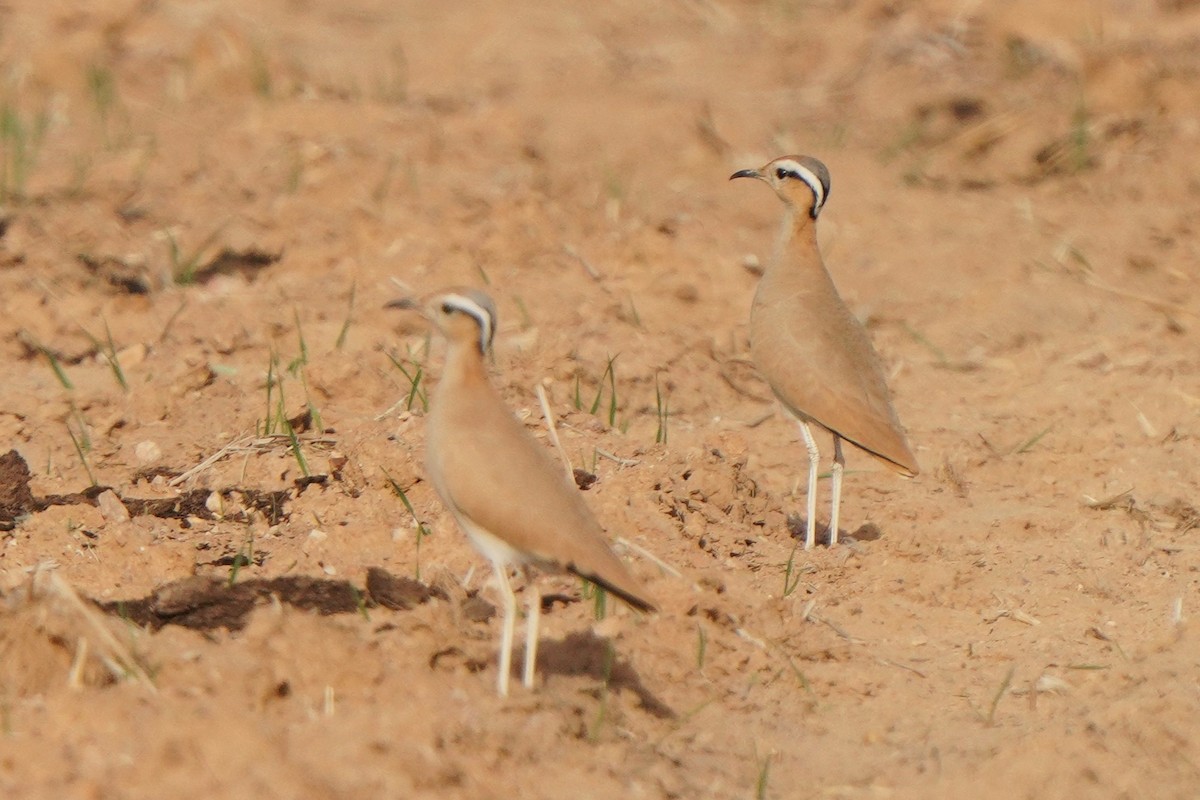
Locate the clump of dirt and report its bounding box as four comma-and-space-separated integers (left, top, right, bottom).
365, 566, 448, 610
98, 570, 444, 632
0, 449, 292, 527
0, 449, 36, 530
2, 1, 1199, 798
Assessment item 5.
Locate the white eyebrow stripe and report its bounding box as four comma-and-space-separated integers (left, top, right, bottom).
776, 159, 826, 215
441, 292, 494, 351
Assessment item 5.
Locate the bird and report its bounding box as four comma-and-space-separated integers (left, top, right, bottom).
730, 155, 918, 549
387, 288, 656, 696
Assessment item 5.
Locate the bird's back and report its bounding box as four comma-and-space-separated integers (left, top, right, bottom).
427, 355, 656, 611
751, 249, 919, 476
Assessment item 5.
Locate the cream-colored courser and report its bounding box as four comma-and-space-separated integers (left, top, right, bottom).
731, 156, 918, 549
388, 288, 655, 696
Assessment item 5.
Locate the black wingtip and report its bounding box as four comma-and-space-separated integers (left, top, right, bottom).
573, 570, 657, 614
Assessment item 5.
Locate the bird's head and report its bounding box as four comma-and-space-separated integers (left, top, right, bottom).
387, 288, 497, 355
730, 155, 831, 220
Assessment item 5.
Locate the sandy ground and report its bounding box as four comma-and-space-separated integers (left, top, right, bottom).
2, 0, 1199, 797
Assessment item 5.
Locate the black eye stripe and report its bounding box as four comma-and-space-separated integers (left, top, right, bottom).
437, 293, 497, 352
771, 159, 830, 219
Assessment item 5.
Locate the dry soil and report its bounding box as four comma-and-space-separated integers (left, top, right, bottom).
2, 1, 1199, 798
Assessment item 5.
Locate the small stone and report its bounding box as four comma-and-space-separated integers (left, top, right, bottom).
205, 492, 225, 518
96, 490, 130, 523
462, 594, 496, 623
134, 440, 162, 464
674, 283, 699, 303
303, 529, 328, 553
116, 342, 148, 368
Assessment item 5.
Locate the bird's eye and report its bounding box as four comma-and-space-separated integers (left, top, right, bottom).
440, 302, 454, 315
775, 167, 790, 180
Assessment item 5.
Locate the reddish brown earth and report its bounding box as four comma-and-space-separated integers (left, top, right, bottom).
2, 1, 1199, 797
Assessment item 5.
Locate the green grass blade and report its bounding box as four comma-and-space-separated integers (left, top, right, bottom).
782, 544, 801, 597
655, 373, 669, 445
382, 468, 431, 580
34, 341, 73, 390
756, 755, 771, 800
101, 317, 128, 391
1014, 424, 1054, 455
281, 413, 310, 477
335, 281, 356, 350
66, 414, 96, 487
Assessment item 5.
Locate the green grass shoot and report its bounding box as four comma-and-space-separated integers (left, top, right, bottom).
335, 281, 356, 350
250, 44, 272, 99
263, 347, 310, 474
777, 544, 816, 599
166, 224, 225, 285
288, 310, 323, 431
287, 309, 310, 374
0, 101, 49, 203
286, 147, 304, 193
280, 409, 310, 477
770, 643, 815, 697
627, 296, 642, 328
257, 348, 314, 463
352, 585, 371, 621
298, 370, 323, 432
986, 666, 1016, 726
86, 64, 119, 147
1068, 98, 1092, 173
385, 352, 428, 412
655, 373, 669, 445
1014, 424, 1054, 455
587, 641, 616, 743
586, 355, 620, 427
902, 322, 949, 367
756, 754, 771, 800
66, 404, 96, 487
227, 531, 255, 587
80, 316, 129, 392
371, 153, 398, 206
579, 579, 608, 621
382, 468, 431, 580
259, 351, 281, 436
33, 339, 73, 390
782, 544, 802, 597
474, 261, 491, 286
513, 295, 532, 329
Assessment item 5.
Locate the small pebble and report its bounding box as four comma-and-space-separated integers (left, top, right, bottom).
97, 490, 130, 523
135, 440, 162, 464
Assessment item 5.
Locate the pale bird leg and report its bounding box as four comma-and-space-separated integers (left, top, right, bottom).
523, 579, 540, 690
797, 419, 820, 550
492, 561, 517, 697
830, 435, 845, 546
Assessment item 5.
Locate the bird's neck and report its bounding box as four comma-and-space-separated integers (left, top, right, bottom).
785, 208, 818, 245
437, 343, 491, 402
770, 209, 823, 273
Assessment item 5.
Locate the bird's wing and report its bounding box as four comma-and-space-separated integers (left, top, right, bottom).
430, 378, 656, 610
754, 290, 919, 475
